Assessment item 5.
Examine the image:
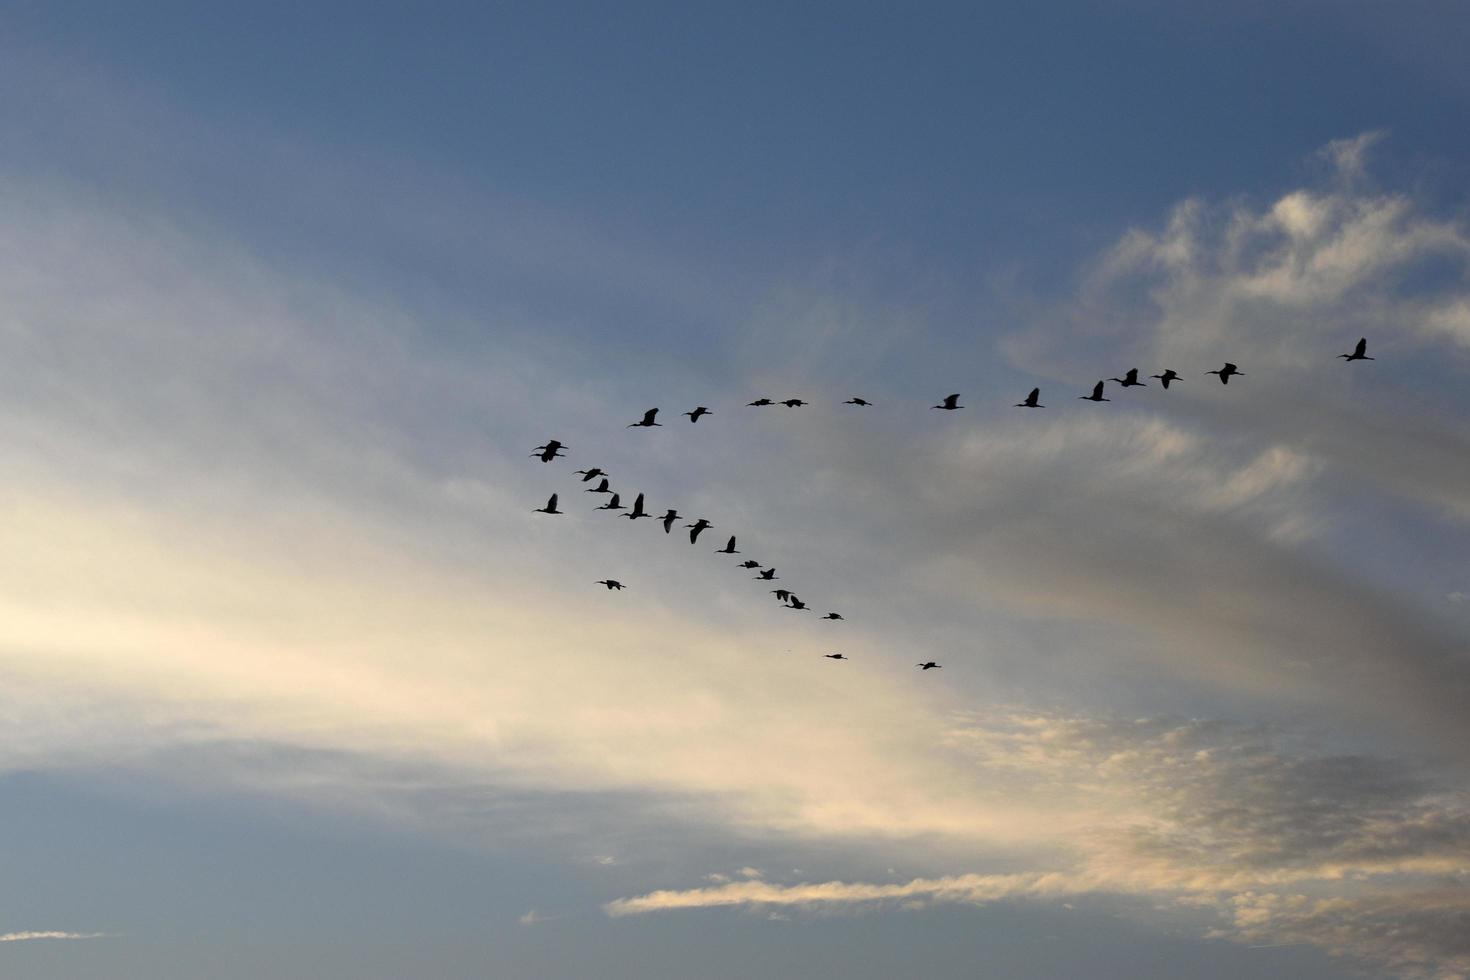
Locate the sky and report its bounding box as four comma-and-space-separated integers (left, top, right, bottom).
1, 2, 1469, 978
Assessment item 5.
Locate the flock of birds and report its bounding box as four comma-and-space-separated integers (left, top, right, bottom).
531, 339, 1377, 671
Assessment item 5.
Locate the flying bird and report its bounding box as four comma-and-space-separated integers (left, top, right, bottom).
932, 393, 963, 410
1339, 338, 1374, 362
824, 653, 848, 660
1151, 370, 1180, 389
595, 580, 625, 591
781, 398, 808, 407
659, 509, 681, 533
585, 478, 612, 494
1207, 362, 1243, 384
1015, 387, 1044, 408
1109, 368, 1146, 388
844, 397, 872, 406
595, 493, 625, 512
576, 468, 607, 482
771, 589, 792, 602
531, 440, 566, 462
1078, 381, 1110, 402
683, 406, 712, 422
822, 613, 844, 621
786, 596, 808, 610
716, 536, 740, 554
534, 493, 561, 515
738, 560, 762, 569
686, 519, 712, 543
623, 492, 649, 520
756, 568, 778, 580
628, 408, 662, 427
747, 398, 774, 406
916, 661, 942, 670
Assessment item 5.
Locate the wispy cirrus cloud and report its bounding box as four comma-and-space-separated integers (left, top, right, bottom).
0, 931, 114, 942
609, 710, 1470, 977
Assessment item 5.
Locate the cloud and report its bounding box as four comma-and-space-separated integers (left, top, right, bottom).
609, 710, 1470, 976
0, 118, 1467, 980
517, 910, 563, 927
0, 931, 113, 942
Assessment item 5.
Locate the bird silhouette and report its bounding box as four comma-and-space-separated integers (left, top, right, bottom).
596, 493, 625, 512
916, 661, 942, 670
623, 492, 649, 520
531, 440, 566, 462
534, 493, 561, 515
748, 398, 774, 406
1109, 368, 1147, 387
824, 653, 847, 660
686, 519, 712, 543
786, 596, 808, 610
1079, 381, 1110, 402
1016, 387, 1044, 408
781, 398, 808, 407
738, 560, 762, 569
596, 580, 625, 590
845, 397, 872, 406
659, 509, 681, 533
1151, 370, 1180, 389
716, 536, 740, 554
1339, 338, 1374, 362
585, 478, 612, 494
771, 589, 792, 602
932, 393, 963, 410
683, 406, 712, 422
1207, 362, 1242, 384
756, 568, 778, 580
576, 468, 607, 482
628, 408, 662, 427
822, 613, 844, 621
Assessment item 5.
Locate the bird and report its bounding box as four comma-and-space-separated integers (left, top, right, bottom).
916, 661, 942, 670
1151, 370, 1180, 389
1015, 387, 1044, 408
1109, 368, 1147, 387
822, 613, 844, 621
596, 493, 625, 512
824, 653, 848, 660
596, 580, 625, 590
756, 568, 777, 580
683, 406, 712, 422
686, 519, 712, 543
576, 468, 607, 482
585, 478, 612, 494
747, 398, 774, 406
623, 492, 649, 520
932, 393, 963, 410
1207, 362, 1242, 384
659, 509, 681, 533
628, 408, 662, 427
531, 440, 566, 462
534, 493, 561, 515
844, 397, 872, 406
1078, 381, 1110, 402
781, 398, 808, 407
786, 596, 808, 610
1339, 338, 1374, 362
738, 560, 762, 569
716, 536, 740, 554
771, 589, 792, 602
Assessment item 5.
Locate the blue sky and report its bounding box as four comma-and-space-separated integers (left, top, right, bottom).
2, 3, 1470, 978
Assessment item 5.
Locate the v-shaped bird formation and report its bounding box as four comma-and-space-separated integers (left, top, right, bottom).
533, 340, 1375, 670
